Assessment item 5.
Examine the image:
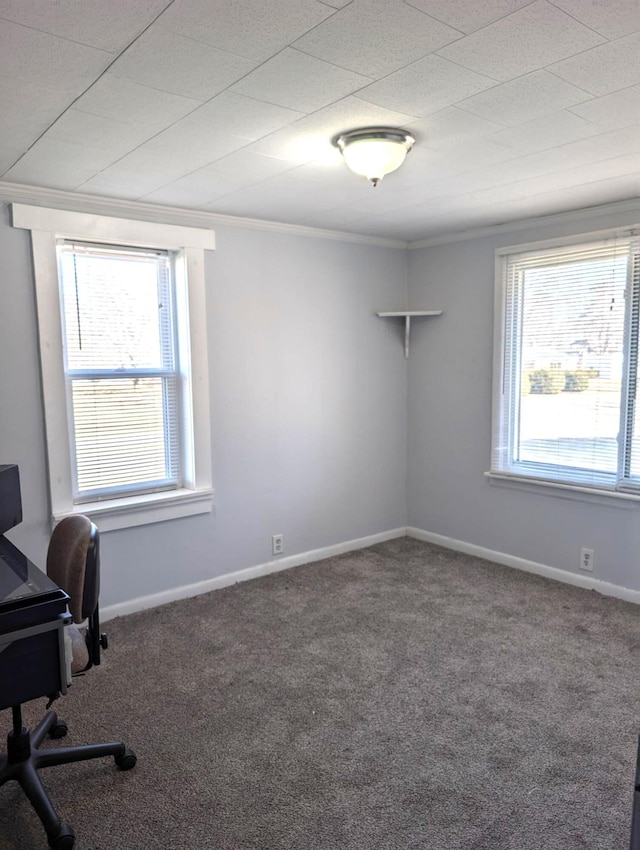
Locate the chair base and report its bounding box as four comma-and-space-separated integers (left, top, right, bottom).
0, 708, 136, 849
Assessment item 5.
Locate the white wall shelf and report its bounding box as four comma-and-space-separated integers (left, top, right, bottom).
376, 310, 442, 358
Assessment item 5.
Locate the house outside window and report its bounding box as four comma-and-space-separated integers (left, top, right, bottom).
492, 228, 640, 495
13, 205, 214, 531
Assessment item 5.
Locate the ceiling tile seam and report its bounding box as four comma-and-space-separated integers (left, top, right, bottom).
0, 15, 114, 55
429, 13, 615, 80
62, 102, 210, 179
138, 156, 306, 208
458, 154, 640, 205
65, 57, 324, 190
67, 83, 307, 175
314, 44, 506, 97
106, 42, 367, 122
344, 95, 483, 136
67, 82, 330, 194
0, 66, 91, 104
445, 101, 601, 139
0, 0, 178, 179
400, 0, 467, 34
211, 79, 362, 122
89, 123, 310, 202
156, 1, 344, 67
429, 57, 577, 90
78, 74, 206, 106
541, 66, 604, 99
375, 134, 632, 207
272, 45, 375, 84
275, 3, 355, 52
426, 53, 537, 90
560, 107, 604, 129
69, 96, 203, 132
451, 70, 597, 117
401, 0, 537, 35
351, 68, 505, 122
565, 82, 640, 121
130, 23, 269, 78
205, 48, 371, 118
414, 146, 640, 209
546, 33, 635, 80
286, 2, 467, 61
150, 23, 266, 68
0, 0, 176, 54
544, 0, 621, 40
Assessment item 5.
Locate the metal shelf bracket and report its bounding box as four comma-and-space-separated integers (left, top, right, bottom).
376, 310, 442, 358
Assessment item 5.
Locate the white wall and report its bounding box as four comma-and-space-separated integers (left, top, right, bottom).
0, 203, 408, 609
406, 204, 640, 595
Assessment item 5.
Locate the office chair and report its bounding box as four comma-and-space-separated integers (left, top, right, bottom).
0, 515, 136, 850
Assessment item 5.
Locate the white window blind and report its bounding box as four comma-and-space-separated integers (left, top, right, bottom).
57, 240, 181, 502
493, 233, 640, 492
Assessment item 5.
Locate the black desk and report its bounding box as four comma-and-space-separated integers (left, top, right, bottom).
0, 535, 70, 711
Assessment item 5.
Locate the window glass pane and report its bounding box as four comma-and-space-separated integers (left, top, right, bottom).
516, 255, 627, 478
59, 246, 173, 372
57, 241, 181, 501
71, 377, 179, 496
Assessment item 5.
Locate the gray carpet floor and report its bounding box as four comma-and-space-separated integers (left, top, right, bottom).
0, 537, 638, 849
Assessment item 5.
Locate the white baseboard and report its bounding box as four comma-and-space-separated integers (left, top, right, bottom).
102, 524, 640, 621
100, 527, 406, 621
407, 526, 640, 605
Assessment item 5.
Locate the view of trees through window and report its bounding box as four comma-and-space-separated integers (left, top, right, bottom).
495, 236, 640, 490
518, 255, 627, 475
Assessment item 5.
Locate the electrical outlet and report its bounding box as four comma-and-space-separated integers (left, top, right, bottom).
580, 547, 594, 572
272, 534, 284, 556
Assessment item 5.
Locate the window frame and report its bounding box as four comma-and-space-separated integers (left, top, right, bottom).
13, 204, 215, 531
491, 225, 640, 500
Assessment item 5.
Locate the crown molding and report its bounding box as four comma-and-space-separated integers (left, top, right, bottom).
407, 197, 640, 250
3, 180, 636, 253
0, 180, 408, 250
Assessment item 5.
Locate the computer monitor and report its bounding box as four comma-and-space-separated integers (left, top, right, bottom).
0, 465, 22, 535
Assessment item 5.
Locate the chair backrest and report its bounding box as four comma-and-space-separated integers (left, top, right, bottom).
46, 515, 100, 624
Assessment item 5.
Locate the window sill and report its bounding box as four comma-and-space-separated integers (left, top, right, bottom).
485, 471, 640, 510
53, 487, 214, 532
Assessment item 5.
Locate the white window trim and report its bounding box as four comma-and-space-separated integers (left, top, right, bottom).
12, 203, 215, 531
490, 223, 640, 505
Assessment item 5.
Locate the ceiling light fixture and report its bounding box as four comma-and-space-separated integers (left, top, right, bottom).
332, 127, 415, 187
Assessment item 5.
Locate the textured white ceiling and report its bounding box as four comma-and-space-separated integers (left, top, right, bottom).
0, 0, 638, 242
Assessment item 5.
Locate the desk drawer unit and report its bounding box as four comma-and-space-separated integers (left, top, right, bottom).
0, 615, 70, 711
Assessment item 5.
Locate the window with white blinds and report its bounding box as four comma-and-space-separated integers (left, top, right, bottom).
57, 241, 181, 501
13, 204, 214, 531
492, 232, 640, 492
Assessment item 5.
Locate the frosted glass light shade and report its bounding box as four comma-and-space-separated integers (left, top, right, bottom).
333, 128, 415, 186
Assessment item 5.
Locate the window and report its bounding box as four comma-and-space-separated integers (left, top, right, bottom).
13, 205, 215, 530
492, 229, 640, 494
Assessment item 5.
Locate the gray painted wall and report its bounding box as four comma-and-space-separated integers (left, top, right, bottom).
3, 193, 638, 609
0, 204, 408, 608
407, 205, 640, 594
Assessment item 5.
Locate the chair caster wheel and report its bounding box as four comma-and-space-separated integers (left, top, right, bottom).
49, 721, 68, 739
115, 746, 137, 771
48, 823, 75, 849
